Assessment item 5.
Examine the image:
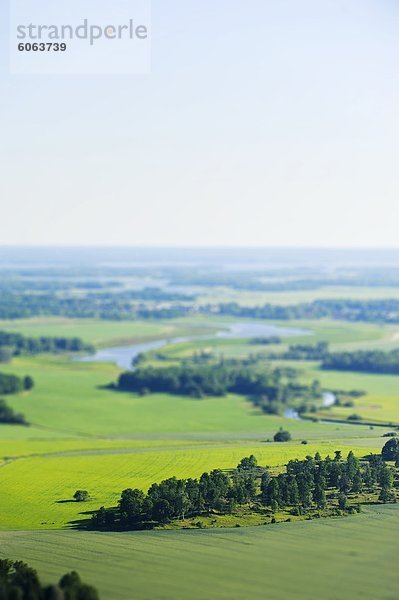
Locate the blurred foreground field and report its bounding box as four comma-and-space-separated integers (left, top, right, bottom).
1, 505, 398, 600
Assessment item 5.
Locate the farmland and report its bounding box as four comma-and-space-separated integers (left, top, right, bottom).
1, 276, 399, 599
1, 504, 398, 600
0, 316, 396, 533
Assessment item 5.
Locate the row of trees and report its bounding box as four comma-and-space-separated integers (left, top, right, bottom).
0, 372, 34, 394
0, 290, 193, 320
322, 349, 399, 375
265, 450, 396, 510
263, 341, 330, 361
169, 269, 399, 291
91, 448, 398, 531
0, 331, 94, 361
4, 287, 399, 325
117, 362, 322, 413
213, 299, 399, 324
0, 560, 99, 600
249, 337, 399, 378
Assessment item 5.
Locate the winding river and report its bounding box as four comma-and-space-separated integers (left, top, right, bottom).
78, 321, 334, 417
78, 321, 310, 370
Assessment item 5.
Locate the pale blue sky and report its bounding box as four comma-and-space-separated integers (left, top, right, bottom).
1, 0, 399, 247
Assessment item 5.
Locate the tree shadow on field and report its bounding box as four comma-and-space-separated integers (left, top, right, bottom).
56, 499, 77, 504
66, 510, 97, 530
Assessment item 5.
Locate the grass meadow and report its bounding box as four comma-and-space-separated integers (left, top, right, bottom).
1, 504, 398, 600
0, 439, 384, 530
0, 315, 398, 598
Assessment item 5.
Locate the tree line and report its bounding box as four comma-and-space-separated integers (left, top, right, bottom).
116, 361, 322, 415
257, 340, 399, 377
3, 290, 399, 325
0, 289, 192, 320
0, 372, 34, 394
91, 446, 397, 531
169, 268, 399, 292
0, 331, 94, 362
0, 559, 99, 599
322, 349, 399, 375
263, 341, 330, 361
212, 299, 399, 324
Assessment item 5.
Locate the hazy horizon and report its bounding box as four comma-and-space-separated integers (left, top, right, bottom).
2, 245, 399, 271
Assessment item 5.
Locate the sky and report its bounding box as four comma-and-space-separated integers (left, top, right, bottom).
1, 0, 399, 248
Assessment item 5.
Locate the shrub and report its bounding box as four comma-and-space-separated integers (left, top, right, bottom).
274, 428, 291, 443
73, 490, 89, 502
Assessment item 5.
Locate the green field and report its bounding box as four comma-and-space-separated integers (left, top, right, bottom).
1, 505, 398, 600
0, 316, 398, 598
0, 439, 384, 530
0, 349, 386, 530
0, 317, 220, 347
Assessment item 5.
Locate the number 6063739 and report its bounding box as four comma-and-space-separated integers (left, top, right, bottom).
18, 42, 67, 51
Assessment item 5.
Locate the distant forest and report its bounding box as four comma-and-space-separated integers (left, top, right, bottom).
214, 299, 399, 324
0, 288, 192, 320
1, 290, 399, 325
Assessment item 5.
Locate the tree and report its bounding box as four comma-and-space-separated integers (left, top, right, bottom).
237, 455, 258, 471
59, 571, 99, 600
44, 585, 65, 599
10, 561, 42, 599
260, 471, 271, 500
379, 487, 395, 503
73, 490, 89, 502
0, 399, 27, 425
274, 428, 291, 443
339, 474, 350, 494
362, 463, 375, 489
265, 478, 279, 507
338, 493, 349, 510
91, 506, 115, 530
297, 474, 312, 508
352, 471, 363, 493
288, 476, 300, 506
152, 499, 172, 523
379, 466, 394, 489
382, 438, 399, 462
313, 484, 327, 509
119, 488, 145, 525
23, 375, 34, 391
0, 560, 98, 600
346, 451, 360, 482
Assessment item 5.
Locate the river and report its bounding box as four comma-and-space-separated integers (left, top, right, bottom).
78, 321, 310, 370
284, 391, 336, 420
77, 321, 334, 418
